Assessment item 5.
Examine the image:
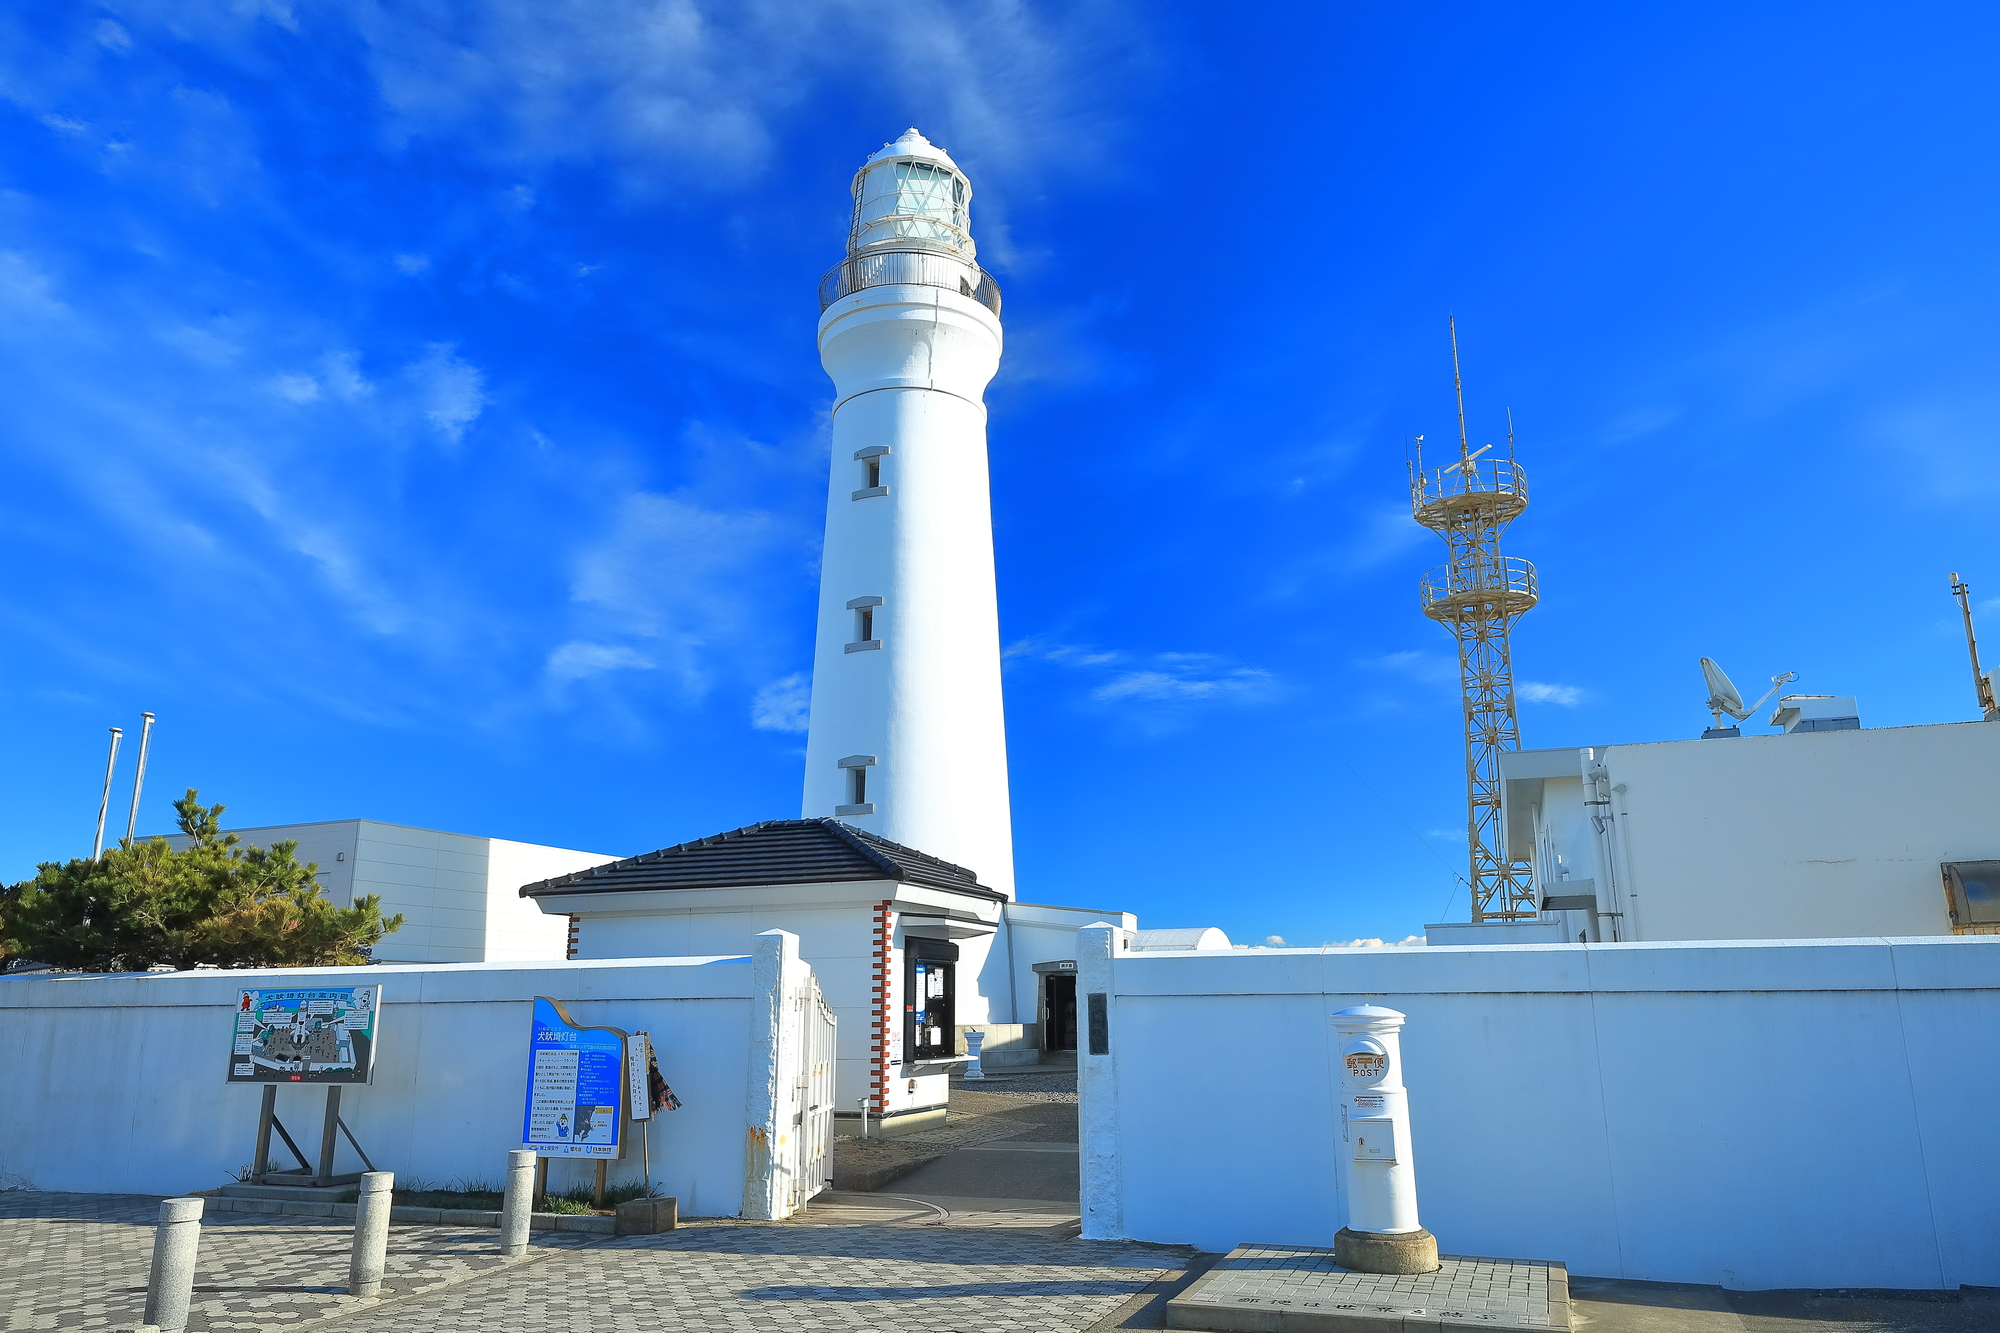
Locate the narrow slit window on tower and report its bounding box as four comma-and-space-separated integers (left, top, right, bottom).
836, 755, 875, 816
845, 596, 883, 652
852, 446, 890, 500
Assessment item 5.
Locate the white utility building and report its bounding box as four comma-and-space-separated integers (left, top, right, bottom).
166, 820, 618, 963
1427, 702, 2000, 945
523, 130, 1229, 1135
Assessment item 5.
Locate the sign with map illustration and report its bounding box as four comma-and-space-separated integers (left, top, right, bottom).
227, 986, 381, 1085
522, 997, 626, 1159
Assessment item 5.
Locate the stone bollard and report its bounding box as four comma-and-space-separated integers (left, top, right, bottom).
347, 1171, 394, 1298
1331, 1005, 1438, 1275
141, 1196, 205, 1332
499, 1150, 536, 1258
964, 1029, 986, 1079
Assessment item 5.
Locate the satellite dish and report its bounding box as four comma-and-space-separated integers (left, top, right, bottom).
1700, 658, 1745, 716
1700, 658, 1798, 728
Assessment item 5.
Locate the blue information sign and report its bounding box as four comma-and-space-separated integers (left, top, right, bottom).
523, 997, 626, 1158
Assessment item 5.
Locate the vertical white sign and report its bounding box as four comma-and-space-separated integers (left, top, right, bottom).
627, 1031, 652, 1120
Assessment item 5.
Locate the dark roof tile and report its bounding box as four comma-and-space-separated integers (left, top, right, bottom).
517, 818, 1001, 901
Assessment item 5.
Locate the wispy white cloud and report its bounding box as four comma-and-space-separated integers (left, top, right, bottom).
751, 672, 811, 732
546, 641, 655, 684
1323, 935, 1427, 949
1356, 649, 1458, 688
1520, 680, 1584, 706
409, 344, 486, 446
1009, 638, 1280, 731
567, 492, 791, 699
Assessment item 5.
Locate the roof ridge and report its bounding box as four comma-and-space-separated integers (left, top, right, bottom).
818, 818, 923, 880
837, 820, 980, 881
515, 816, 1000, 900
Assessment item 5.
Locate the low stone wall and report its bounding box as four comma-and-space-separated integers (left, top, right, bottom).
200, 1192, 614, 1233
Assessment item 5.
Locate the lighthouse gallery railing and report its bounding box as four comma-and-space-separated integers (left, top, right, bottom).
818, 248, 1002, 316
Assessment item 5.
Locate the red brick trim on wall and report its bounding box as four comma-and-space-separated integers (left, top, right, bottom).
869, 900, 893, 1114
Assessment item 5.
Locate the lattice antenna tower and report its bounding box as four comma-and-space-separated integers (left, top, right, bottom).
1408, 319, 1540, 920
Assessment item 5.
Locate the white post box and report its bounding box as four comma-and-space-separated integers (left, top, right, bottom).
1331, 1004, 1438, 1274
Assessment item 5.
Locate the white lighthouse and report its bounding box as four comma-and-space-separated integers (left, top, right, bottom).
801, 128, 1016, 897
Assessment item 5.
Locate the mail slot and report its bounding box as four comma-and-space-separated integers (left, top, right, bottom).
1351, 1115, 1399, 1163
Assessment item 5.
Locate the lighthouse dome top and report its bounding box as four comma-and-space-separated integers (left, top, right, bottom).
848, 127, 975, 260
863, 126, 963, 174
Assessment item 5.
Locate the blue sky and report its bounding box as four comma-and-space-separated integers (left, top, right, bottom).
4, 2, 1997, 945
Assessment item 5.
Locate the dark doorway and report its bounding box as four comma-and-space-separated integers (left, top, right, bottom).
1042, 973, 1078, 1051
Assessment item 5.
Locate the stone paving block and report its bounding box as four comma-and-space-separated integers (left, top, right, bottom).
1167, 1243, 1569, 1333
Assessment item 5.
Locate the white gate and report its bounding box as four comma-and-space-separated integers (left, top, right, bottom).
789, 975, 837, 1209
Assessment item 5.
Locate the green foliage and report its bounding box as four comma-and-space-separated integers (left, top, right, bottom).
0, 790, 404, 972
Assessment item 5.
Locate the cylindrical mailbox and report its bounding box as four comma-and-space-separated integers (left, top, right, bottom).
1331, 1005, 1438, 1274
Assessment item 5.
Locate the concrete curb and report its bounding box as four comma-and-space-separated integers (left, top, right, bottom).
200, 1194, 615, 1233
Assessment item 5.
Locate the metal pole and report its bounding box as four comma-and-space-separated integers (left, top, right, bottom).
347, 1170, 394, 1298
141, 1196, 205, 1332
593, 1158, 608, 1209
499, 1150, 536, 1257
1950, 574, 1997, 719
124, 711, 156, 843
533, 1156, 549, 1210
317, 1087, 342, 1185
92, 727, 123, 859
641, 1120, 651, 1198
252, 1086, 277, 1184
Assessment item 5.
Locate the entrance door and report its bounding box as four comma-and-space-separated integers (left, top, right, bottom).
1042, 973, 1078, 1051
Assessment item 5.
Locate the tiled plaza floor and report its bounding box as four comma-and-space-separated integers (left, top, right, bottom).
0, 1192, 594, 1332
0, 1192, 1179, 1333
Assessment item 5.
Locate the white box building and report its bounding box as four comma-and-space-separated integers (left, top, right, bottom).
169, 820, 618, 964
1461, 716, 2000, 944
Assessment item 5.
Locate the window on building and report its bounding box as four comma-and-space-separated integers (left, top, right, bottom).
852, 447, 889, 500
836, 755, 875, 816
845, 596, 883, 652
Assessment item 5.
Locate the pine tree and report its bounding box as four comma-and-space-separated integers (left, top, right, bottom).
1, 790, 403, 972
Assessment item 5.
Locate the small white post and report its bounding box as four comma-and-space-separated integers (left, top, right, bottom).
1331, 1005, 1438, 1274
964, 1029, 986, 1079
141, 1196, 204, 1332
856, 1095, 869, 1138
347, 1170, 394, 1297
500, 1150, 536, 1257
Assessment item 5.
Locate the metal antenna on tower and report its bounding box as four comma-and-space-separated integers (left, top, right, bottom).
1949, 573, 1999, 721
1410, 322, 1540, 921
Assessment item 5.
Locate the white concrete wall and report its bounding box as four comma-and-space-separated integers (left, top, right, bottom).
1076, 930, 2000, 1291
577, 901, 881, 1122
574, 892, 1005, 1128
998, 902, 1136, 1025
0, 954, 778, 1216
803, 279, 1015, 895
481, 836, 620, 961
1502, 722, 2000, 942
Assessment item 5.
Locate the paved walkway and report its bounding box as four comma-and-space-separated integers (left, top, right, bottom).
0, 1191, 1190, 1333
0, 1191, 598, 1331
